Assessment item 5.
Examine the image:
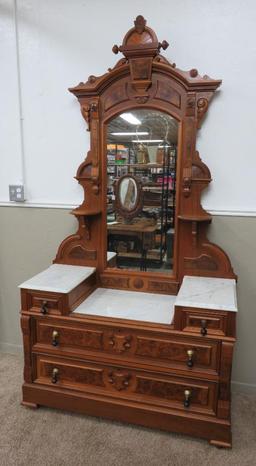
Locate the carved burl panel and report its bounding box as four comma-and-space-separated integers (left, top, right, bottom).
135, 336, 219, 370
37, 357, 104, 388
36, 322, 103, 350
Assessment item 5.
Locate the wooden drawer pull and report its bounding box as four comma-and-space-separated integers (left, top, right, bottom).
40, 300, 48, 315
200, 319, 208, 336
51, 368, 59, 384
186, 349, 194, 368
52, 330, 59, 347
184, 389, 191, 408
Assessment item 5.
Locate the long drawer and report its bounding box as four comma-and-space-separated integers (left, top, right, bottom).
34, 354, 218, 416
33, 317, 221, 376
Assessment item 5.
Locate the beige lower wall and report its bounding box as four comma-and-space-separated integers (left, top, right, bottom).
0, 206, 255, 389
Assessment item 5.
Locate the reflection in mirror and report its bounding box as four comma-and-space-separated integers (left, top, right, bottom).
106, 109, 178, 274
119, 176, 137, 211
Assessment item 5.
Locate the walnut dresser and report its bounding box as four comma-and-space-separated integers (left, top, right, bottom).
20, 16, 238, 447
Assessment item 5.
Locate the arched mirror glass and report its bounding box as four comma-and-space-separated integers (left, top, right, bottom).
106, 109, 178, 274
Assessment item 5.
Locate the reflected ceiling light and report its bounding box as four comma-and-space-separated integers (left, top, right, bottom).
111, 132, 149, 136
132, 139, 163, 143
120, 113, 141, 125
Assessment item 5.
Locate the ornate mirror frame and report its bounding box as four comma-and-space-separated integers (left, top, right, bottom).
54, 15, 236, 294
114, 174, 143, 221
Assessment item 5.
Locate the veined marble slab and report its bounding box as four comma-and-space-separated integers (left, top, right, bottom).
19, 264, 96, 293
175, 276, 237, 312
107, 251, 116, 261
74, 288, 175, 324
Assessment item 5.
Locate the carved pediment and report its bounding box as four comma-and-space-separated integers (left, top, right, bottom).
111, 16, 169, 102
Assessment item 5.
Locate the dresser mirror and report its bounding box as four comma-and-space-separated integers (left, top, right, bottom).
106, 109, 178, 273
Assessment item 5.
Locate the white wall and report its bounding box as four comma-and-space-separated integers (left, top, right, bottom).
1, 0, 256, 213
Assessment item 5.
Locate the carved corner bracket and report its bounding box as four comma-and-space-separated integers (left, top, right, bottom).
80, 102, 98, 131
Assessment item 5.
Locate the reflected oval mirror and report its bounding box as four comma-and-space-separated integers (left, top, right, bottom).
115, 175, 143, 220
106, 109, 178, 274
119, 176, 137, 210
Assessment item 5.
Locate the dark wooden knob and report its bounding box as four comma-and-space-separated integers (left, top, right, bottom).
40, 300, 48, 315
112, 44, 119, 54
51, 368, 59, 384
201, 320, 208, 336
186, 349, 194, 368
52, 330, 59, 347
184, 389, 191, 408
159, 40, 169, 50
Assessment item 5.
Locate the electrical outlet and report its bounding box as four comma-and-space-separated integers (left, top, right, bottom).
9, 185, 25, 202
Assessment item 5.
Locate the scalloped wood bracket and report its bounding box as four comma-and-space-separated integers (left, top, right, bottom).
178, 148, 236, 280
53, 216, 98, 266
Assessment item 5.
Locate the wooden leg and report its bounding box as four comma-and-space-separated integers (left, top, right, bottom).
21, 401, 39, 409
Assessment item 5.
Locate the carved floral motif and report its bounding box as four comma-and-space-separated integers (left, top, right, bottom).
108, 334, 132, 353
108, 370, 131, 391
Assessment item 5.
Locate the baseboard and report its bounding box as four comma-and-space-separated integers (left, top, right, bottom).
1, 202, 256, 217
232, 381, 256, 394
0, 342, 23, 354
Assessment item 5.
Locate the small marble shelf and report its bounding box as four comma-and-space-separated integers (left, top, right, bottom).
74, 288, 176, 324
19, 264, 96, 293
107, 251, 116, 261
175, 276, 237, 312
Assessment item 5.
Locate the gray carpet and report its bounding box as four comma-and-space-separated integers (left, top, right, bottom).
0, 353, 255, 466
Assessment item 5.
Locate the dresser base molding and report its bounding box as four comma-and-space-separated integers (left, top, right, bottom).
22, 383, 232, 447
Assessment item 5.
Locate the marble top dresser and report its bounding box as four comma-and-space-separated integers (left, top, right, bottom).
19, 265, 237, 448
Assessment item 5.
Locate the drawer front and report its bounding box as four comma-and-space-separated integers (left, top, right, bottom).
34, 354, 218, 416
22, 290, 64, 315
34, 318, 220, 374
176, 307, 230, 336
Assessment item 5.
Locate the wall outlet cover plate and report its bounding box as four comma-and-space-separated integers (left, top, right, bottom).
9, 185, 25, 202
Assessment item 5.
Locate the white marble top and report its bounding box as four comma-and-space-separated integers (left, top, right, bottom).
107, 251, 117, 261
19, 264, 96, 293
74, 288, 175, 324
175, 276, 237, 312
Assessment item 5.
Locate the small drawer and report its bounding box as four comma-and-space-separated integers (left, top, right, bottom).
174, 306, 233, 337
21, 289, 65, 315
34, 354, 218, 416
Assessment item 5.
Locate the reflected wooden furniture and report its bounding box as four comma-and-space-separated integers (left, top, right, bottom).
20, 16, 237, 447
108, 220, 157, 270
